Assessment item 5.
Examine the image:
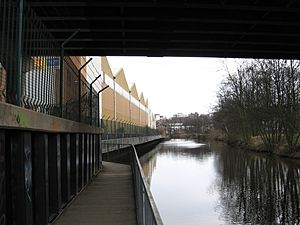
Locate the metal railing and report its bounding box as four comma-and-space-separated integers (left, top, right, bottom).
131, 145, 164, 225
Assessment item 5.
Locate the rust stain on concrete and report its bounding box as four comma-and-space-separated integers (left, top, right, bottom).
52, 119, 61, 130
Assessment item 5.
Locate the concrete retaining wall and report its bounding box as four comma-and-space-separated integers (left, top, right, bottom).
101, 135, 162, 153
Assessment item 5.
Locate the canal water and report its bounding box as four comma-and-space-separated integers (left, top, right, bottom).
140, 139, 300, 225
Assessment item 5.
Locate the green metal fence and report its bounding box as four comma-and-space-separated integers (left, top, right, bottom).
101, 118, 158, 137
0, 0, 99, 126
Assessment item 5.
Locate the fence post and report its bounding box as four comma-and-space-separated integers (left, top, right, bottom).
89, 74, 101, 125
8, 0, 24, 106
59, 47, 64, 117
59, 30, 79, 117
78, 58, 92, 123
97, 85, 109, 127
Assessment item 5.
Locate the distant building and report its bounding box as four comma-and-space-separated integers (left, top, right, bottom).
100, 57, 156, 129
0, 55, 157, 130
159, 112, 213, 135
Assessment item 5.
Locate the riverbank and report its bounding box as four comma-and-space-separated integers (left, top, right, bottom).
168, 131, 300, 160
204, 128, 300, 160
221, 138, 300, 160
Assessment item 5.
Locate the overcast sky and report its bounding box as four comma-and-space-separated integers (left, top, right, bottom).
106, 56, 238, 118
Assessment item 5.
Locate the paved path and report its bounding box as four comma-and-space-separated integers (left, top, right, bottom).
54, 161, 137, 225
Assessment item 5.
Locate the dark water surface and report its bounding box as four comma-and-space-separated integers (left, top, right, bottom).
140, 139, 300, 225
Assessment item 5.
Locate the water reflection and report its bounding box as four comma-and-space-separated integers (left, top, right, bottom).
163, 139, 206, 149
140, 139, 300, 225
140, 139, 212, 186
140, 139, 222, 225
214, 145, 300, 225
155, 139, 211, 161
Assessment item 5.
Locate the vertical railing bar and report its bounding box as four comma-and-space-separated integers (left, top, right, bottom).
42, 27, 48, 113
6, 0, 12, 98
15, 0, 25, 106
48, 37, 53, 113
45, 29, 51, 113
28, 9, 35, 110
50, 33, 55, 113
49, 40, 54, 113
11, 0, 17, 100
0, 0, 1, 81
25, 6, 30, 106
4, 0, 11, 100
45, 32, 50, 112
23, 7, 28, 108
37, 18, 43, 111
31, 15, 37, 110
0, 0, 4, 101
45, 32, 50, 113
52, 36, 57, 111
40, 28, 45, 112
22, 6, 30, 108
32, 12, 38, 111
35, 16, 42, 111
44, 31, 48, 112
0, 0, 5, 68
0, 0, 2, 63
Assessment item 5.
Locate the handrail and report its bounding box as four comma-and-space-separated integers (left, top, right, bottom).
131, 144, 164, 225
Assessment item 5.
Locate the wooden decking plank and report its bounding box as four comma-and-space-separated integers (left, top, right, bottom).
54, 161, 137, 225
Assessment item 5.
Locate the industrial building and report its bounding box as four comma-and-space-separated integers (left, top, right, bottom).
100, 56, 156, 133
0, 55, 156, 133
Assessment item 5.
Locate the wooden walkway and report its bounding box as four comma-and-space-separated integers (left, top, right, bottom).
54, 162, 137, 225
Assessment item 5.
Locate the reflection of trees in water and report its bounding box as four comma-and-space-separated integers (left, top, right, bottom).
215, 149, 300, 225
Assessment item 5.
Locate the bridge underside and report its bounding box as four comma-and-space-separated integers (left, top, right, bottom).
28, 0, 300, 58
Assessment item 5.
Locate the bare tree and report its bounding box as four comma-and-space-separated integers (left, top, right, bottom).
214, 59, 300, 152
